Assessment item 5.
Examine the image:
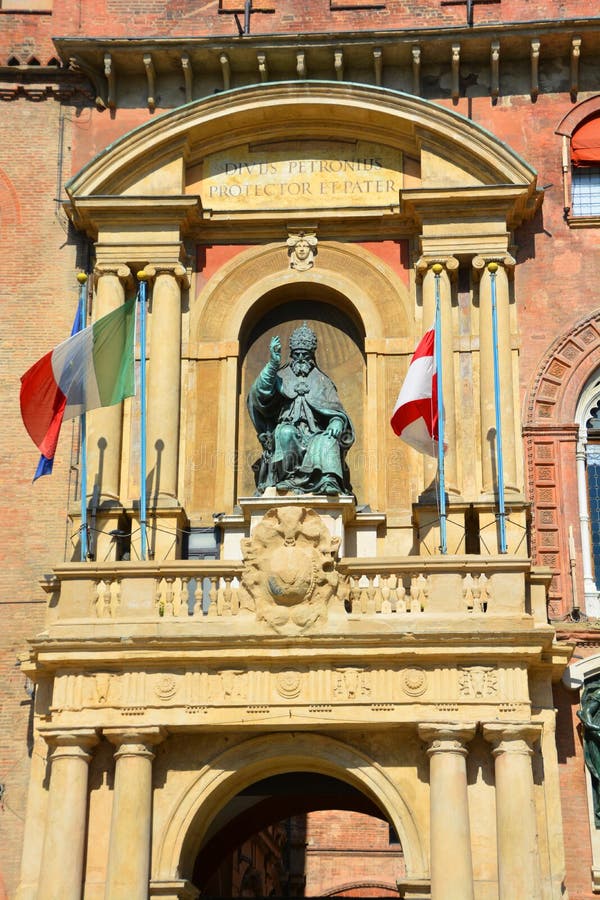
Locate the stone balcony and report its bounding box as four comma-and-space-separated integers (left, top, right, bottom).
27, 505, 568, 735
43, 554, 549, 631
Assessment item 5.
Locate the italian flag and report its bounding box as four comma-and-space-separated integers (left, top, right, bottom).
20, 298, 135, 459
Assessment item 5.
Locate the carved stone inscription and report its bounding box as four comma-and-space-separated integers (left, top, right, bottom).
199, 141, 402, 210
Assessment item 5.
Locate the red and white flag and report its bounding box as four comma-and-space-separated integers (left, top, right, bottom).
390, 327, 441, 457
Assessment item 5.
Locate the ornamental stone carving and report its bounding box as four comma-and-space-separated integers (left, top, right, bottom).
239, 506, 341, 633
287, 231, 317, 270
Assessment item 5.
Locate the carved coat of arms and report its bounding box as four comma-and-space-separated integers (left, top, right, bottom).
239, 506, 340, 633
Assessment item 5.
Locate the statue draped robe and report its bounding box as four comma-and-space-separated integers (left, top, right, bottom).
248, 358, 354, 495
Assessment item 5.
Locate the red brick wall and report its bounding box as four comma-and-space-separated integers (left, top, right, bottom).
3, 0, 600, 61
0, 92, 80, 894
304, 809, 404, 896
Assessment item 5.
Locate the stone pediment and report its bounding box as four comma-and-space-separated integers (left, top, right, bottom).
64, 82, 539, 241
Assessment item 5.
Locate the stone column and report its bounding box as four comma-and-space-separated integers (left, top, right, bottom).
144, 264, 189, 504
417, 257, 459, 496
104, 727, 166, 900
483, 723, 542, 900
38, 729, 98, 900
88, 264, 131, 502
474, 255, 517, 495
418, 723, 476, 900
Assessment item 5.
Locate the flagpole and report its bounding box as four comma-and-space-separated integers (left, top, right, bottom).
432, 263, 447, 555
488, 261, 508, 553
137, 271, 148, 561
76, 272, 88, 562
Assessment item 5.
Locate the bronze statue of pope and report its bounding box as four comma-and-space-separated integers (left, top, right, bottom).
247, 323, 354, 495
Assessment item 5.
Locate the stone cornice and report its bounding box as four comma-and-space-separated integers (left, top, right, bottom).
66, 195, 202, 239
51, 20, 600, 110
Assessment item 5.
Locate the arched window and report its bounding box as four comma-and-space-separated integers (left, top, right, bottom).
576, 373, 600, 617
556, 97, 600, 223
571, 115, 600, 217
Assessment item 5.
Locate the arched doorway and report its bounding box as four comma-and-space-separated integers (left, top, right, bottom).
194, 772, 404, 898
153, 733, 427, 895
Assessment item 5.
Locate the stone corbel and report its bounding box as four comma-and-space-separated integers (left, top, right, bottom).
570, 35, 581, 100
104, 52, 116, 109
143, 53, 156, 111
181, 53, 193, 103
490, 41, 500, 102
412, 45, 421, 96
334, 49, 344, 81
451, 44, 461, 102
219, 53, 230, 91
530, 39, 540, 101
297, 51, 307, 79
373, 48, 383, 86
257, 52, 268, 82
69, 55, 107, 110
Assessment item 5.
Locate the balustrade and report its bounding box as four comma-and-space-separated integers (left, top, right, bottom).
46, 556, 534, 623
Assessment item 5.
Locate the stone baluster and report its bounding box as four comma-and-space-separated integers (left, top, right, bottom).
104, 727, 167, 900
144, 264, 189, 504
473, 255, 518, 495
418, 723, 476, 900
417, 257, 459, 495
483, 723, 542, 900
38, 729, 99, 900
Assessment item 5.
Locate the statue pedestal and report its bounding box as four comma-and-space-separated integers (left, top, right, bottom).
218, 494, 385, 560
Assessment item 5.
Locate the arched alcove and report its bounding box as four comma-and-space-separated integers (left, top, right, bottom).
238, 293, 365, 500
153, 733, 427, 887
187, 241, 411, 513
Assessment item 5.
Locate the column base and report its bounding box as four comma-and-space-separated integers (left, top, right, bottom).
129, 503, 188, 561
68, 504, 128, 562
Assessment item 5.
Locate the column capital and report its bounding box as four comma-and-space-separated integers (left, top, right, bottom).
144, 262, 190, 289
104, 725, 168, 758
418, 722, 477, 754
39, 727, 99, 761
93, 262, 133, 286
415, 255, 460, 281
482, 722, 542, 755
472, 254, 516, 279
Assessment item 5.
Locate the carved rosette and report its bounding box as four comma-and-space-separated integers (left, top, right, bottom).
239, 506, 340, 633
